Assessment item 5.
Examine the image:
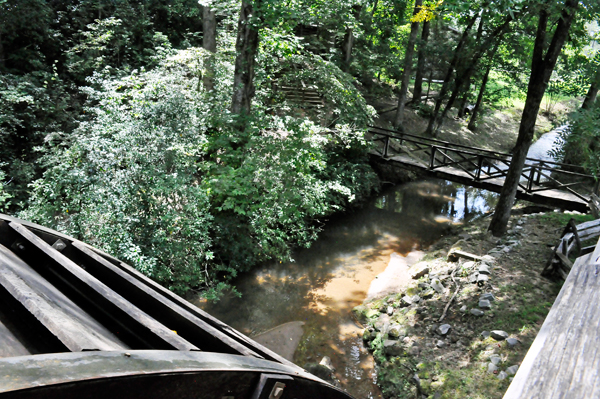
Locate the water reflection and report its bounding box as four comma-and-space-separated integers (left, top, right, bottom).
197, 179, 497, 399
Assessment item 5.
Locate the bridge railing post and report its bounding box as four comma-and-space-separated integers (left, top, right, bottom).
430, 146, 437, 170
535, 161, 543, 185
527, 164, 536, 192
383, 136, 390, 158
476, 155, 484, 180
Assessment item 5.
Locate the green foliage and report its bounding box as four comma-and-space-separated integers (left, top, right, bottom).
21, 48, 378, 296
0, 165, 11, 212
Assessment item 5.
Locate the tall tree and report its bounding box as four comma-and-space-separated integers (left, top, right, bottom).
394, 0, 423, 129
581, 65, 600, 109
412, 19, 430, 106
468, 43, 499, 130
232, 0, 262, 115
424, 13, 478, 135
489, 0, 579, 236
202, 2, 217, 92
342, 5, 362, 73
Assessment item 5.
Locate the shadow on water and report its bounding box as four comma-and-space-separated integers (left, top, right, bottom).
197, 179, 498, 399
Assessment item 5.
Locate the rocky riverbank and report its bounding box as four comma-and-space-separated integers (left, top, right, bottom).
353, 209, 594, 399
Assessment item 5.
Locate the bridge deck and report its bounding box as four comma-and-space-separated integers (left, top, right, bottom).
503, 238, 600, 398
370, 151, 589, 212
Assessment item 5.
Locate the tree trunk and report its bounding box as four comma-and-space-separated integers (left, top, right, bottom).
425, 14, 478, 136
342, 28, 355, 73
457, 78, 471, 118
468, 45, 498, 131
0, 31, 4, 69
582, 67, 600, 109
342, 5, 362, 73
433, 11, 515, 135
489, 0, 579, 237
203, 5, 217, 92
413, 20, 430, 107
232, 0, 261, 115
393, 0, 422, 129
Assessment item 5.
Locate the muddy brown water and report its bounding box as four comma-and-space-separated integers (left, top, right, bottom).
197, 179, 498, 399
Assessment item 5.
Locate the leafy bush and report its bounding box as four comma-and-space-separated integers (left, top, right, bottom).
21, 48, 378, 298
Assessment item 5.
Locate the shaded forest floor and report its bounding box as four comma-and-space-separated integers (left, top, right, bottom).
353, 209, 595, 399
366, 91, 580, 153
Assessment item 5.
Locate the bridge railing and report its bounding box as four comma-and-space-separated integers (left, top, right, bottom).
368, 126, 596, 202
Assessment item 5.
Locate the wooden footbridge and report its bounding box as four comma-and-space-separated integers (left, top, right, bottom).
369, 126, 596, 212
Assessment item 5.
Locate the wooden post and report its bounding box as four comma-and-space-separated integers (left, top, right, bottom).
476, 155, 484, 180
383, 136, 389, 158
535, 161, 543, 185
527, 165, 536, 192
430, 146, 437, 169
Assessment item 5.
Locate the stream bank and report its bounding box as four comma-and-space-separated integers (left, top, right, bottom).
354, 208, 594, 399
197, 180, 498, 399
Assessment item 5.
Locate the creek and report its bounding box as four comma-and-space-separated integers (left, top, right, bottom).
198, 179, 498, 399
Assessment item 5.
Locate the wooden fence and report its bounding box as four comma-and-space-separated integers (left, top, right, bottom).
369, 126, 596, 203
542, 217, 600, 279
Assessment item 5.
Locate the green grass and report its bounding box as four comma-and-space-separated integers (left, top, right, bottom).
536, 212, 595, 226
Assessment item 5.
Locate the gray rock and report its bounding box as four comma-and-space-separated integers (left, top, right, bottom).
320, 356, 335, 371
431, 279, 445, 294
478, 265, 491, 275
418, 282, 430, 289
438, 324, 452, 335
388, 325, 407, 339
490, 356, 501, 365
463, 261, 476, 269
506, 365, 519, 375
374, 314, 390, 331
471, 309, 485, 317
481, 331, 490, 339
410, 263, 430, 279
387, 306, 394, 315
383, 340, 403, 356
481, 255, 496, 264
491, 330, 509, 341
421, 289, 435, 299
480, 293, 496, 302
497, 371, 508, 380
506, 338, 520, 347
460, 305, 468, 312
401, 295, 420, 306
409, 345, 420, 356
487, 363, 498, 374
477, 274, 489, 286
436, 340, 446, 348
479, 299, 492, 309
502, 246, 511, 253
469, 273, 479, 284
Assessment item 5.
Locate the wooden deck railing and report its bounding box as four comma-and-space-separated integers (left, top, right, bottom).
543, 217, 600, 279
369, 126, 596, 203
503, 236, 600, 398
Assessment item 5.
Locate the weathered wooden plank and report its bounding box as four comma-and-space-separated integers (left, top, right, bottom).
555, 251, 574, 270
75, 252, 301, 368
503, 239, 600, 398
0, 244, 128, 352
9, 222, 198, 352
0, 316, 31, 358
72, 241, 263, 358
